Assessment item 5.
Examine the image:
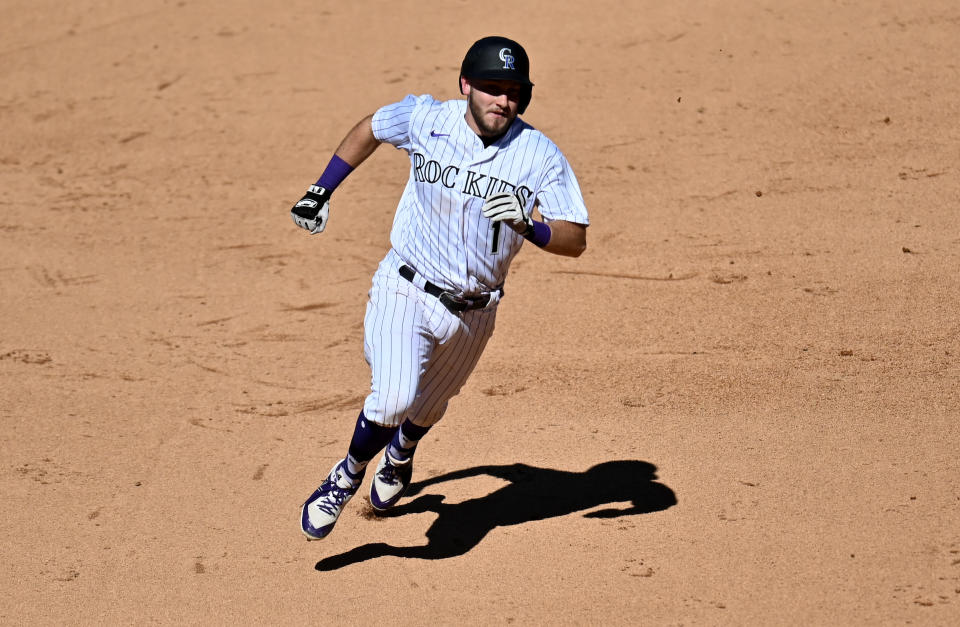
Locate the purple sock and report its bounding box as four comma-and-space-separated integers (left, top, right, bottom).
344, 412, 397, 477
387, 419, 431, 462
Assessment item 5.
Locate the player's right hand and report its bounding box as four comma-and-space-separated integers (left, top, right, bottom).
291, 185, 331, 234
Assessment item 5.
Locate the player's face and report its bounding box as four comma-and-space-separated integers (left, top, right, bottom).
462, 78, 522, 138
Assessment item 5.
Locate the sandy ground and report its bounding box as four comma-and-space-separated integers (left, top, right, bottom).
2, 0, 959, 624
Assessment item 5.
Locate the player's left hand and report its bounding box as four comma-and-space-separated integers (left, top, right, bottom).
482, 192, 533, 234
291, 185, 332, 234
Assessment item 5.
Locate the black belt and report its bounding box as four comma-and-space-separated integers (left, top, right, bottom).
399, 265, 491, 313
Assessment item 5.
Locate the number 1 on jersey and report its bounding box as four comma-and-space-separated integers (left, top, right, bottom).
490, 221, 502, 255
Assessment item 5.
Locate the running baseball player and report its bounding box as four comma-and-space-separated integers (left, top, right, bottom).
291, 36, 590, 540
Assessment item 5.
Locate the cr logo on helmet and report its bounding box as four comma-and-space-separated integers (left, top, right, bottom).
499, 48, 515, 70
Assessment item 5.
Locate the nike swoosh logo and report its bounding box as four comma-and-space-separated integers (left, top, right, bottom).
430, 130, 450, 138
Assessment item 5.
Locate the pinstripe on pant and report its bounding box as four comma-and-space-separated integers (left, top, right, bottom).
361, 250, 496, 428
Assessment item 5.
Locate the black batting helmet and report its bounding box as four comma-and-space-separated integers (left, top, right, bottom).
459, 36, 534, 114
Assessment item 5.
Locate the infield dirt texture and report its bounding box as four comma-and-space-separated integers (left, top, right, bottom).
2, 1, 959, 624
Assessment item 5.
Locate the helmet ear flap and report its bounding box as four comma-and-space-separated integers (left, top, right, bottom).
519, 85, 532, 115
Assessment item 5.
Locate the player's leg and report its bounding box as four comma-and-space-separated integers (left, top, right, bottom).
368, 418, 428, 511
302, 272, 435, 538
300, 412, 395, 540
412, 306, 497, 427
360, 279, 436, 430
371, 305, 497, 511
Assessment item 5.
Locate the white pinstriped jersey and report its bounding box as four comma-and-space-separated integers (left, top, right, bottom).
372, 94, 589, 296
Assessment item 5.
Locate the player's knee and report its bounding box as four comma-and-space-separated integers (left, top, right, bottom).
364, 392, 418, 427
410, 400, 448, 428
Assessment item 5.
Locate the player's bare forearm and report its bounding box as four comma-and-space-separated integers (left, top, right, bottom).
540, 220, 587, 257
333, 114, 381, 167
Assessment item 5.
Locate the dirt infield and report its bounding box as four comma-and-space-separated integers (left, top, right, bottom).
2, 1, 959, 624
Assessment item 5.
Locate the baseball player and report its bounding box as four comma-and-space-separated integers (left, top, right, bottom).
291, 36, 590, 540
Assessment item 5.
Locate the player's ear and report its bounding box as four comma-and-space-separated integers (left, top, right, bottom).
459, 76, 470, 96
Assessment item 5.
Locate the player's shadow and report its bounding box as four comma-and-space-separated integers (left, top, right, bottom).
314, 460, 677, 571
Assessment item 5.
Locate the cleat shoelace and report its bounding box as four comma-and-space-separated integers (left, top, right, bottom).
379, 463, 403, 486
312, 469, 358, 515
313, 484, 353, 515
